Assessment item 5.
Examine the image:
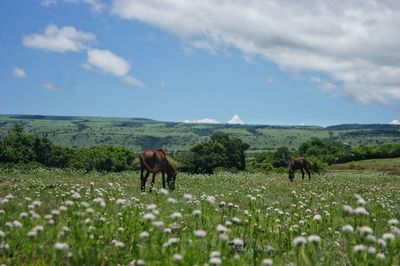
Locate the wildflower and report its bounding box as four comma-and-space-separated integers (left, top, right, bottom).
307, 235, 321, 244
54, 242, 69, 251
367, 246, 376, 254
357, 198, 367, 206
262, 258, 273, 265
164, 237, 180, 247
112, 240, 125, 248
342, 224, 354, 234
0, 230, 6, 238
219, 233, 229, 241
292, 236, 307, 247
232, 217, 242, 224
313, 214, 322, 222
152, 221, 164, 228
353, 244, 366, 252
12, 220, 23, 228
194, 229, 207, 238
116, 198, 126, 205
376, 253, 386, 260
139, 231, 149, 240
192, 209, 201, 216
159, 188, 169, 196
146, 204, 157, 211
20, 212, 28, 218
206, 196, 216, 204
216, 224, 230, 233
382, 233, 395, 241
143, 213, 155, 221
232, 238, 244, 249
170, 212, 182, 219
183, 194, 193, 201
173, 254, 183, 261
209, 257, 222, 265
71, 192, 81, 199
358, 226, 373, 235
210, 251, 221, 258
167, 198, 177, 204
354, 207, 369, 216
388, 219, 399, 226
342, 205, 354, 214
377, 238, 387, 248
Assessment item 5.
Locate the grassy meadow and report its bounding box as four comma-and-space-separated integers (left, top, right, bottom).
0, 167, 399, 265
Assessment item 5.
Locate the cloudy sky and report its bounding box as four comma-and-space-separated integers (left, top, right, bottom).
1, 0, 400, 126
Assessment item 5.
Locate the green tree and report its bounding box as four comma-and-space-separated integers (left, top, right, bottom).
272, 146, 291, 168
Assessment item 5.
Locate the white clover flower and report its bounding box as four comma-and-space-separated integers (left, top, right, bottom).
232, 238, 244, 248
137, 259, 146, 265
71, 192, 81, 199
0, 230, 6, 238
183, 194, 193, 201
112, 239, 125, 248
313, 214, 322, 222
366, 234, 377, 243
27, 229, 38, 237
216, 224, 230, 233
357, 198, 367, 206
173, 254, 183, 261
59, 205, 68, 211
358, 226, 373, 235
353, 244, 367, 252
20, 212, 28, 218
139, 231, 149, 240
232, 217, 242, 224
164, 237, 180, 247
391, 226, 400, 236
210, 251, 221, 258
64, 200, 74, 206
382, 233, 395, 241
376, 253, 386, 260
164, 228, 172, 234
206, 196, 216, 204
0, 209, 5, 215
388, 219, 399, 226
367, 246, 376, 254
219, 233, 229, 241
262, 258, 273, 265
145, 204, 156, 211
192, 209, 201, 216
194, 229, 207, 238
377, 238, 387, 248
51, 210, 60, 216
342, 205, 354, 214
307, 235, 321, 244
159, 188, 169, 196
12, 220, 23, 228
209, 257, 222, 265
152, 221, 164, 228
54, 242, 69, 250
170, 212, 182, 219
354, 207, 369, 216
143, 213, 155, 221
342, 224, 354, 234
116, 198, 127, 205
167, 198, 177, 204
292, 236, 307, 247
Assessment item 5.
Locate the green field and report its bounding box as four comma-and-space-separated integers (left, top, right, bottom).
329, 158, 400, 175
0, 115, 399, 154
0, 168, 399, 265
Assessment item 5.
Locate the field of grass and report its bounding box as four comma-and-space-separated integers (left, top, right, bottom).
330, 158, 400, 175
1, 115, 400, 153
0, 168, 399, 265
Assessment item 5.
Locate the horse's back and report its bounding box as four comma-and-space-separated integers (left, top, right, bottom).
140, 148, 168, 172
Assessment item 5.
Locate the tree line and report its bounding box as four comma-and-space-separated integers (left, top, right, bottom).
1, 124, 400, 173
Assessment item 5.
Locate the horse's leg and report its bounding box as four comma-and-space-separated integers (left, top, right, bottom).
306, 167, 311, 180
149, 173, 156, 193
301, 168, 305, 180
141, 171, 150, 193
162, 172, 166, 189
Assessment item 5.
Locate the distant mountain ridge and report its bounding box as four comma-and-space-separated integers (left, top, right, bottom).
0, 114, 399, 153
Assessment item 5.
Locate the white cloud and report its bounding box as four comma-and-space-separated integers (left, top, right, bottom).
43, 83, 62, 92
40, 0, 57, 7
23, 24, 95, 52
84, 48, 143, 87
12, 67, 27, 79
390, 119, 400, 125
227, 115, 244, 125
112, 0, 400, 108
84, 0, 105, 12
40, 0, 105, 12
184, 118, 220, 124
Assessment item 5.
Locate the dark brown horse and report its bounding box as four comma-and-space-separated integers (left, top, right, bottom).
140, 149, 177, 192
288, 157, 311, 182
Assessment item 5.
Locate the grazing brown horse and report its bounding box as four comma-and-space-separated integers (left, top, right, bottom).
288, 157, 311, 182
140, 149, 177, 192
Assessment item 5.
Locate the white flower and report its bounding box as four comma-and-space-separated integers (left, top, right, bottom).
358, 226, 373, 235
216, 224, 230, 233
183, 194, 193, 201
192, 209, 201, 216
209, 257, 222, 265
194, 230, 207, 238
152, 221, 164, 228
71, 192, 81, 199
12, 220, 23, 228
353, 244, 366, 252
159, 188, 169, 196
376, 253, 386, 260
116, 198, 127, 205
206, 196, 216, 204
54, 242, 69, 250
146, 204, 157, 211
262, 258, 273, 265
313, 214, 322, 222
232, 238, 244, 248
219, 233, 229, 241
307, 235, 321, 243
139, 231, 149, 240
112, 239, 125, 248
382, 233, 395, 241
354, 207, 369, 216
173, 254, 183, 261
388, 219, 399, 226
143, 213, 155, 221
0, 230, 6, 238
210, 251, 221, 258
367, 246, 376, 254
164, 237, 180, 247
170, 212, 182, 219
377, 238, 387, 248
167, 198, 177, 204
357, 198, 367, 206
292, 236, 307, 247
342, 224, 354, 234
342, 205, 354, 214
232, 217, 242, 224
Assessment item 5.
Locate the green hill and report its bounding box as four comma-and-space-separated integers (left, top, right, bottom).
0, 114, 399, 154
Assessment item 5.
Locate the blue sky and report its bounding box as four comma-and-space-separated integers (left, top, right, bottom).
1, 0, 400, 126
